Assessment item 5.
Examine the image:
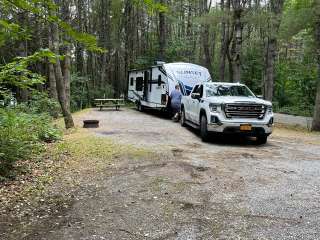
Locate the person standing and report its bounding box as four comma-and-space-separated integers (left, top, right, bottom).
170, 84, 182, 121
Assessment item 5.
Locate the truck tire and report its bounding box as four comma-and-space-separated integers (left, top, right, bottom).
200, 115, 210, 142
180, 108, 187, 127
256, 134, 268, 145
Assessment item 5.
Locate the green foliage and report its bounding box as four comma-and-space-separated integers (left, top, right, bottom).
0, 49, 57, 89
274, 56, 317, 117
0, 20, 31, 47
70, 73, 91, 111
242, 40, 265, 95
165, 38, 193, 62
16, 92, 61, 118
70, 73, 115, 111
280, 0, 314, 40
1, 0, 103, 53
133, 0, 168, 14
0, 108, 61, 179
57, 20, 105, 53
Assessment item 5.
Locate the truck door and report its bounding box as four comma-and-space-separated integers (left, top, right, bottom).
187, 85, 198, 122
185, 85, 198, 121
190, 85, 203, 124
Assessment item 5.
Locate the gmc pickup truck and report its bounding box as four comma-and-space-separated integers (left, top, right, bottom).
180, 82, 274, 144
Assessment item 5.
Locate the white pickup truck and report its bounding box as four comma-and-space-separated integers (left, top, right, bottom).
180, 82, 274, 144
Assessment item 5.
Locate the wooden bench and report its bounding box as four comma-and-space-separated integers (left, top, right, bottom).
94, 98, 125, 111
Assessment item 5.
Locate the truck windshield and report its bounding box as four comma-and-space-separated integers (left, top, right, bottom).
206, 85, 255, 97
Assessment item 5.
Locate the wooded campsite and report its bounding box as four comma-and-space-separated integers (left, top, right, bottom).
1, 0, 320, 239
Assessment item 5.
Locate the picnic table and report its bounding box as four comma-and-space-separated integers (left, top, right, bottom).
94, 98, 125, 111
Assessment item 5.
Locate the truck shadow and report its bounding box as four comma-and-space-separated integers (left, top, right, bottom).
184, 125, 268, 147
136, 107, 172, 120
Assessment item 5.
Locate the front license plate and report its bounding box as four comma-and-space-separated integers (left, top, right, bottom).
240, 124, 252, 131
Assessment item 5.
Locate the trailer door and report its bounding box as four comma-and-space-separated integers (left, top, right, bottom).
143, 70, 150, 100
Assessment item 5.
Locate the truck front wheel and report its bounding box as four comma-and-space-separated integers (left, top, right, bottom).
181, 108, 187, 127
200, 115, 209, 142
256, 134, 268, 145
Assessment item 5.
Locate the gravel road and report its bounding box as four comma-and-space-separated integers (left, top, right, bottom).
274, 113, 313, 129
3, 108, 320, 240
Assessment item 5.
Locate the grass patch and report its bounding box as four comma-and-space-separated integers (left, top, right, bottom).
273, 123, 320, 135
1, 125, 153, 214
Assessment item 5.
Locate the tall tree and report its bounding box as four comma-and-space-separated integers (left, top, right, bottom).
230, 0, 246, 83
158, 0, 166, 60
312, 8, 320, 130
48, 27, 58, 100
75, 0, 85, 74
200, 0, 213, 74
219, 0, 227, 81
51, 0, 74, 129
263, 0, 285, 101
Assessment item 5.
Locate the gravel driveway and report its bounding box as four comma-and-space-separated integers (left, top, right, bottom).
3, 108, 320, 240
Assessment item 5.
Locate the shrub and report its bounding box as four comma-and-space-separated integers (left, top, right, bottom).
0, 108, 61, 179
16, 92, 60, 118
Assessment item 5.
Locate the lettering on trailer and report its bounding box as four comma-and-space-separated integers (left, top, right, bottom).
176, 70, 202, 76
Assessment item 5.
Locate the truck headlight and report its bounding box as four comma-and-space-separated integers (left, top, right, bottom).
267, 106, 273, 114
209, 103, 220, 113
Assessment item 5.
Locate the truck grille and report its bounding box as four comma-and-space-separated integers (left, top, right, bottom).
224, 103, 266, 119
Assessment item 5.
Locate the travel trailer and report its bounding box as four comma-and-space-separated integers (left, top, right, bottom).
127, 62, 211, 111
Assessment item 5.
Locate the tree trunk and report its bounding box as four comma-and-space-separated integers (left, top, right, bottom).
63, 46, 71, 110
159, 0, 166, 60
124, 0, 133, 97
312, 18, 320, 131
75, 0, 85, 74
201, 0, 212, 74
48, 28, 58, 100
16, 11, 29, 102
264, 38, 276, 101
51, 2, 74, 129
99, 0, 111, 89
219, 0, 227, 81
231, 0, 243, 83
263, 0, 284, 101
61, 0, 72, 110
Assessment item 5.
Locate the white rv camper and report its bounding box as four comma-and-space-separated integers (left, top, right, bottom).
127, 62, 211, 110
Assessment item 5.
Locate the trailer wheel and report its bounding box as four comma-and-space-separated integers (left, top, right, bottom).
200, 115, 209, 142
180, 108, 187, 127
136, 101, 144, 112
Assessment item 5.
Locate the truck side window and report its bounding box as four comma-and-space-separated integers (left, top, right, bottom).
136, 77, 143, 91
198, 85, 203, 97
192, 85, 199, 94
130, 77, 134, 86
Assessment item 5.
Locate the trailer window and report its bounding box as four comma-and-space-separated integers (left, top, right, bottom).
130, 77, 134, 86
136, 77, 143, 91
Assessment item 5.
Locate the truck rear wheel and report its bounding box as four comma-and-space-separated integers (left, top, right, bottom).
200, 115, 209, 142
180, 108, 187, 127
256, 134, 268, 145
